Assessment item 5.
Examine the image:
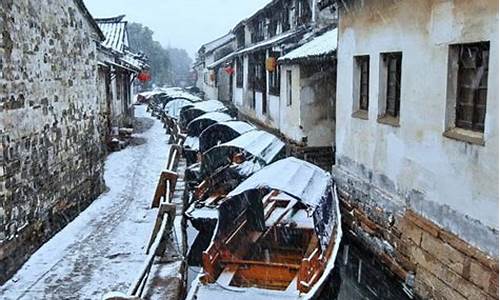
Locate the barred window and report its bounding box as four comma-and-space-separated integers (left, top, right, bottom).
455, 42, 489, 132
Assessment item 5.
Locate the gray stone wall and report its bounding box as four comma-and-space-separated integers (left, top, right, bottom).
0, 0, 106, 283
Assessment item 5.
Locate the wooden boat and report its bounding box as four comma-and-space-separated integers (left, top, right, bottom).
186, 157, 342, 300
184, 129, 285, 265
182, 112, 234, 165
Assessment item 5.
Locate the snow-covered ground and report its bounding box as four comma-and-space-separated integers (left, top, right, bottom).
0, 105, 170, 300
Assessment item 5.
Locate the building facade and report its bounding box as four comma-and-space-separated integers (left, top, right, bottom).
197, 0, 338, 170
0, 0, 106, 283
96, 15, 146, 140
331, 0, 499, 299
195, 33, 235, 101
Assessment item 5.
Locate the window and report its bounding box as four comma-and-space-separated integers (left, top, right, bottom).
353, 55, 369, 117
286, 70, 292, 106
236, 57, 243, 88
379, 52, 402, 125
251, 52, 266, 93
455, 42, 489, 132
269, 52, 280, 96
297, 0, 312, 25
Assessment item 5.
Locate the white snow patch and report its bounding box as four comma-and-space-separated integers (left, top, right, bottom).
279, 29, 338, 62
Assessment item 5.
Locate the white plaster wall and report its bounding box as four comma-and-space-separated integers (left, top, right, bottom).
335, 0, 499, 254
279, 65, 305, 143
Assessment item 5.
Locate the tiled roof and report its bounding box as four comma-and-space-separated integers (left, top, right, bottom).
96, 15, 128, 53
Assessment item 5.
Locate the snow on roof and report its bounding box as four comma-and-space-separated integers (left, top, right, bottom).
189, 112, 233, 127
221, 130, 284, 164
227, 157, 331, 207
237, 30, 300, 55
96, 15, 128, 53
279, 28, 338, 63
120, 51, 148, 70
207, 52, 236, 69
202, 33, 235, 54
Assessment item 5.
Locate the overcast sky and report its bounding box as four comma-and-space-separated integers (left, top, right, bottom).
84, 0, 270, 58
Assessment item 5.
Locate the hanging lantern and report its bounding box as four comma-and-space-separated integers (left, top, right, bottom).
224, 65, 235, 75
138, 70, 151, 82
266, 57, 278, 72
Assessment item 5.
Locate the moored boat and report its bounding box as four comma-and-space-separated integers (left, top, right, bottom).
186, 157, 342, 300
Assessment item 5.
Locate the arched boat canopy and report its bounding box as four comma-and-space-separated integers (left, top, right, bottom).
187, 112, 234, 137
227, 157, 331, 208
201, 130, 285, 177
164, 99, 195, 119
179, 100, 228, 129
198, 121, 256, 153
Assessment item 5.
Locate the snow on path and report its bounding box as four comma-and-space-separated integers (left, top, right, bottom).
0, 105, 170, 300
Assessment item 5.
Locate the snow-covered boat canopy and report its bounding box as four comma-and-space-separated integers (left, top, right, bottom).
186, 112, 234, 137
222, 130, 285, 164
200, 130, 285, 177
156, 89, 202, 102
198, 121, 256, 153
227, 157, 331, 208
220, 157, 338, 250
179, 100, 229, 128
164, 99, 194, 119
279, 28, 338, 64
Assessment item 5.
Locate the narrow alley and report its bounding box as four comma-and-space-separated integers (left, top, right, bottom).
0, 106, 170, 300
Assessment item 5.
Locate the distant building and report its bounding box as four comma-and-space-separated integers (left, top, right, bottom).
194, 33, 235, 101
330, 0, 499, 299
96, 15, 148, 138
195, 0, 338, 169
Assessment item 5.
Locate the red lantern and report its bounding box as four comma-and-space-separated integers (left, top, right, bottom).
138, 71, 151, 82
224, 66, 235, 75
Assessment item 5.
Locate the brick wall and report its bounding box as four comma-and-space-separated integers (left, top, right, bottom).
0, 0, 106, 283
337, 186, 499, 300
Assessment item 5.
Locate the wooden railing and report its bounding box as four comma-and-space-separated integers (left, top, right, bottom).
126, 135, 184, 298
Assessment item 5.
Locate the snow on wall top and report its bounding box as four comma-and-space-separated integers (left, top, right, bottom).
222, 130, 284, 164
279, 28, 338, 62
227, 157, 331, 207
96, 16, 128, 53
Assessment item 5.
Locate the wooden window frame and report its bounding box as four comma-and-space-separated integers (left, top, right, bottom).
444, 42, 489, 145
352, 55, 370, 119
378, 52, 402, 127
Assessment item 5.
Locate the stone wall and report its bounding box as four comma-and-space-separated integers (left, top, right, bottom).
0, 0, 106, 283
335, 170, 499, 300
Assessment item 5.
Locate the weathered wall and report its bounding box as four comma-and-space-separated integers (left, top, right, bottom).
279, 65, 303, 142
0, 0, 106, 283
335, 0, 498, 298
299, 61, 336, 147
